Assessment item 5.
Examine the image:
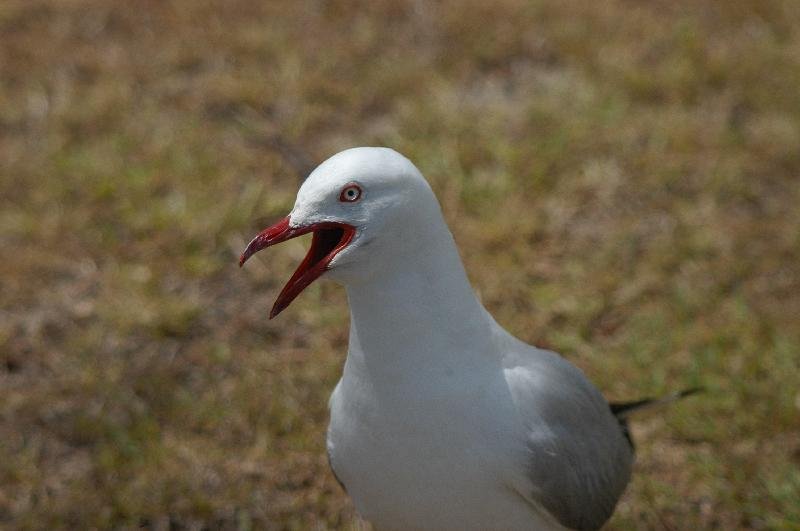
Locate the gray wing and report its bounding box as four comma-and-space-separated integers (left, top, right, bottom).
502, 341, 633, 531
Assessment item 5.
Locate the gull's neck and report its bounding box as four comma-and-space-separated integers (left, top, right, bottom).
344, 221, 496, 384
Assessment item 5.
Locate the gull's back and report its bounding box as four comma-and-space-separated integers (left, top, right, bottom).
499, 326, 634, 530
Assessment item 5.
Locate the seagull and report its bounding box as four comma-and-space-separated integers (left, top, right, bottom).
240, 147, 698, 531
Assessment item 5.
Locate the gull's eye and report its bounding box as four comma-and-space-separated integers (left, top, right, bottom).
339, 183, 362, 203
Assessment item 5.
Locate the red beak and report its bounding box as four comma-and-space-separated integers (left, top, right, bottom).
239, 216, 356, 318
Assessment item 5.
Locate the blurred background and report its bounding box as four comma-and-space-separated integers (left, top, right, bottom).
1, 0, 799, 529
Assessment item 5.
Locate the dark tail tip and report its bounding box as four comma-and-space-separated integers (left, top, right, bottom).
611, 386, 704, 419
677, 386, 705, 398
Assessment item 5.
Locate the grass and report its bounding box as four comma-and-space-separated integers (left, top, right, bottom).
1, 0, 799, 528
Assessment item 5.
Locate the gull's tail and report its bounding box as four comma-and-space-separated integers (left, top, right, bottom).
610, 387, 703, 449
610, 387, 703, 420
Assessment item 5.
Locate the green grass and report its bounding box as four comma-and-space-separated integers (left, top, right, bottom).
1, 0, 799, 528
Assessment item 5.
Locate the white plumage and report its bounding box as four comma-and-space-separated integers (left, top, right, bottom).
241, 147, 639, 530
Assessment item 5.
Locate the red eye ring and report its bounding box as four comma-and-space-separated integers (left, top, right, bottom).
339, 183, 362, 202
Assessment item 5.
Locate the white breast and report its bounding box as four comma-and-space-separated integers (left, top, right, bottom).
327, 364, 567, 531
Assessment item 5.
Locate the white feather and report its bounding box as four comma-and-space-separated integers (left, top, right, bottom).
286, 147, 632, 530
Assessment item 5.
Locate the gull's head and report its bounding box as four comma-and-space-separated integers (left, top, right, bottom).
240, 147, 441, 318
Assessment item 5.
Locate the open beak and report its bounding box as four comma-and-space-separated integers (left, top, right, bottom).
239, 216, 356, 318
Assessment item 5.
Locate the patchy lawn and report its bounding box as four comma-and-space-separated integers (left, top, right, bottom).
1, 0, 799, 528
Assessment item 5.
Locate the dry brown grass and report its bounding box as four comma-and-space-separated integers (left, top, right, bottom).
1, 0, 799, 529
